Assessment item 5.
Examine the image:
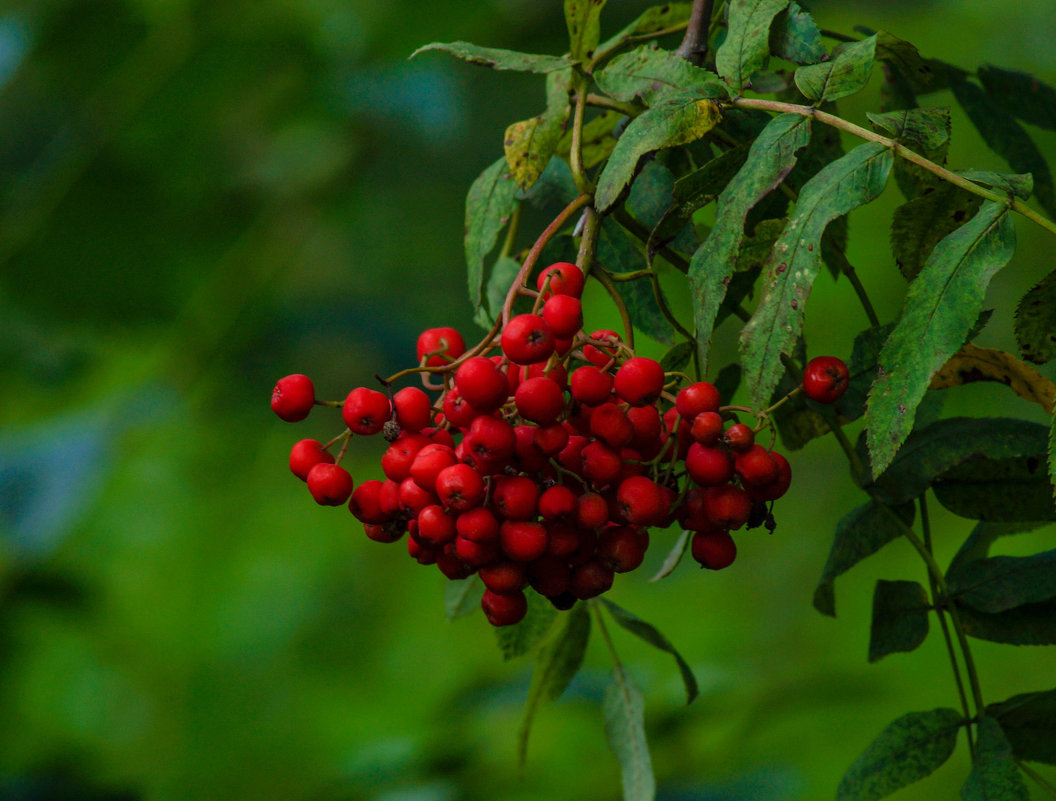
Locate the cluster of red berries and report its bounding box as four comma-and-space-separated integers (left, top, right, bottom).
271, 262, 848, 626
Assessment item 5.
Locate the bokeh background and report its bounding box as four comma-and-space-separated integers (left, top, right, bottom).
2, 0, 1055, 799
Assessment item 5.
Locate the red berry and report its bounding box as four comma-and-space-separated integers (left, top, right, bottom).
734, 444, 779, 487
456, 507, 500, 542
479, 561, 528, 594
515, 376, 566, 425
398, 476, 437, 515
598, 525, 647, 573
349, 479, 388, 524
393, 386, 433, 432
410, 443, 458, 492
538, 485, 577, 521
533, 423, 569, 456
417, 327, 466, 367
441, 386, 478, 429
703, 484, 752, 530
454, 534, 500, 567
501, 314, 555, 365
434, 463, 485, 511
691, 529, 737, 570
500, 521, 549, 562
690, 411, 724, 445
536, 262, 585, 298
616, 476, 665, 526
455, 357, 509, 413
342, 387, 392, 435
802, 356, 850, 404
482, 588, 528, 626
590, 403, 634, 448
364, 521, 403, 544
580, 441, 623, 487
746, 450, 792, 501
527, 556, 572, 597
613, 357, 665, 406
542, 294, 583, 338
465, 415, 516, 471
289, 438, 334, 481
570, 365, 613, 406
576, 492, 609, 530
723, 423, 755, 452
271, 374, 315, 422
306, 463, 354, 506
675, 382, 720, 421
492, 475, 539, 521
417, 505, 458, 545
381, 434, 429, 482
626, 405, 663, 459
582, 330, 622, 368
570, 560, 614, 599
686, 442, 734, 486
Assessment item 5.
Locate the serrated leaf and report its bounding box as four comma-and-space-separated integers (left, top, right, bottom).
565, 0, 607, 62
867, 417, 1050, 506
950, 73, 1056, 218
869, 579, 930, 663
445, 575, 485, 620
874, 31, 949, 94
518, 603, 591, 766
960, 170, 1034, 201
601, 599, 698, 704
891, 184, 983, 280
465, 157, 520, 309
836, 708, 964, 801
868, 107, 951, 151
741, 142, 893, 409
962, 717, 1030, 801
504, 70, 572, 192
650, 529, 692, 581
795, 35, 877, 103
716, 0, 791, 95
987, 688, 1056, 766
814, 500, 915, 617
928, 344, 1056, 413
947, 549, 1056, 614
688, 113, 811, 371
595, 96, 721, 213
494, 592, 558, 660
932, 456, 1056, 522
1015, 268, 1056, 365
596, 3, 695, 59
595, 44, 730, 106
660, 342, 694, 372
604, 665, 656, 801
835, 322, 896, 423
866, 202, 1016, 477
597, 221, 676, 344
475, 255, 523, 329
769, 2, 826, 65
947, 520, 1047, 576
958, 598, 1056, 646
978, 65, 1056, 131
411, 42, 575, 73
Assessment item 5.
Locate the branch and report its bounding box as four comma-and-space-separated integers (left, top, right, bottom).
676, 0, 715, 66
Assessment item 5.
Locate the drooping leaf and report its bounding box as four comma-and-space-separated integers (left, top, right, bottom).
1014, 268, 1056, 364
715, 0, 791, 95
873, 31, 949, 94
494, 591, 558, 660
445, 575, 485, 621
947, 520, 1047, 576
962, 717, 1030, 801
741, 142, 893, 409
890, 184, 983, 280
950, 73, 1056, 218
880, 61, 919, 113
795, 35, 877, 103
518, 603, 591, 766
928, 344, 1056, 413
465, 157, 520, 309
604, 666, 656, 801
601, 599, 698, 704
475, 255, 524, 329
596, 3, 695, 60
768, 2, 827, 65
947, 549, 1056, 614
978, 65, 1056, 131
866, 417, 1049, 505
411, 42, 576, 73
595, 95, 721, 213
960, 170, 1034, 201
660, 341, 694, 372
868, 107, 952, 198
868, 579, 930, 663
987, 688, 1056, 766
520, 156, 578, 208
595, 44, 730, 106
866, 201, 1016, 477
836, 708, 964, 801
814, 500, 915, 617
649, 528, 692, 581
504, 70, 572, 191
688, 113, 811, 370
931, 456, 1056, 522
564, 0, 608, 62
596, 221, 676, 344
957, 598, 1056, 646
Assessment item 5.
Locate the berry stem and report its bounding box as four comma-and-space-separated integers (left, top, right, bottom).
1017, 761, 1056, 799
322, 429, 351, 451
569, 71, 596, 196
590, 598, 624, 670
592, 265, 636, 350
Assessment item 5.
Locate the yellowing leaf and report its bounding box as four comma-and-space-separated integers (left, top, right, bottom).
928, 344, 1056, 414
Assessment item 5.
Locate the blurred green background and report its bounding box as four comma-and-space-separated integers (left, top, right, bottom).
1, 0, 1055, 799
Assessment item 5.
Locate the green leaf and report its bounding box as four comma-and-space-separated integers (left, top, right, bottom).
890, 184, 983, 280
769, 2, 826, 65
931, 456, 1056, 522
814, 500, 915, 617
660, 341, 694, 372
565, 0, 607, 62
688, 113, 811, 371
873, 31, 949, 94
649, 528, 692, 582
494, 591, 558, 660
713, 363, 742, 401
465, 157, 520, 309
1014, 268, 1056, 364
795, 35, 877, 103
740, 142, 893, 409
445, 575, 485, 621
962, 717, 1030, 801
504, 70, 572, 192
950, 73, 1056, 218
595, 96, 721, 213
601, 599, 698, 704
557, 110, 622, 170
474, 255, 523, 329
868, 579, 930, 663
868, 106, 951, 199
1052, 411, 1056, 504
518, 604, 591, 766
596, 221, 676, 344
947, 520, 1047, 577
866, 417, 1049, 505
978, 65, 1056, 131
836, 322, 896, 423
947, 549, 1056, 614
836, 708, 964, 801
596, 3, 695, 58
865, 201, 1016, 477
715, 0, 791, 95
960, 170, 1034, 201
603, 665, 656, 801
595, 44, 730, 106
957, 598, 1056, 646
987, 688, 1056, 766
411, 42, 576, 73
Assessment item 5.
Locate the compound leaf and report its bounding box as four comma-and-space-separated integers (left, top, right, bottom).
769, 2, 826, 65
890, 184, 982, 280
465, 157, 519, 309
596, 3, 694, 57
795, 35, 877, 103
931, 455, 1056, 522
987, 688, 1056, 766
962, 716, 1030, 801
978, 65, 1056, 131
604, 666, 656, 801
947, 549, 1056, 614
869, 579, 930, 663
741, 142, 893, 409
948, 520, 1048, 576
836, 708, 964, 801
1015, 268, 1056, 364
564, 0, 607, 62
601, 599, 698, 704
716, 0, 791, 95
595, 44, 730, 106
873, 31, 949, 94
866, 201, 1016, 477
411, 42, 575, 73
958, 598, 1056, 646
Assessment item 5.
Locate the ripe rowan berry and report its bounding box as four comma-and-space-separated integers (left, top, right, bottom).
343, 387, 392, 435
455, 357, 509, 413
501, 314, 555, 365
417, 327, 466, 367
542, 294, 583, 338
482, 588, 529, 627
686, 442, 734, 486
536, 262, 585, 298
690, 411, 724, 446
614, 357, 665, 406
289, 438, 334, 481
802, 356, 850, 403
675, 381, 720, 421
691, 529, 737, 570
582, 330, 622, 368
514, 376, 565, 425
434, 463, 485, 511
393, 386, 432, 432
271, 374, 315, 422
306, 463, 354, 506
570, 365, 613, 406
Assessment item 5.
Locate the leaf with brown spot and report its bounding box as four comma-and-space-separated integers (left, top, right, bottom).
504, 70, 572, 191
1015, 268, 1056, 365
929, 344, 1055, 413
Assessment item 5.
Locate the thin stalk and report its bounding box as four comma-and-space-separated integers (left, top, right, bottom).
1018, 761, 1056, 799
677, 0, 715, 65
577, 206, 601, 277
594, 265, 636, 350
590, 599, 624, 668
570, 73, 596, 196
585, 93, 641, 116
499, 202, 522, 260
